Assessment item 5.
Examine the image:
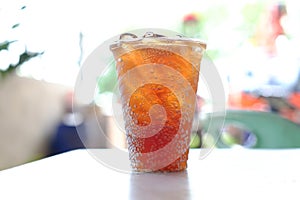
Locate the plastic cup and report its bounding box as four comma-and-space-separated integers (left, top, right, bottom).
110, 31, 206, 172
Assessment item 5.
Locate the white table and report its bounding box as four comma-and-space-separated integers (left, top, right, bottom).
0, 148, 299, 200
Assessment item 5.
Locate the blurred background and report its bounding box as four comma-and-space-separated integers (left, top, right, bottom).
1, 0, 300, 170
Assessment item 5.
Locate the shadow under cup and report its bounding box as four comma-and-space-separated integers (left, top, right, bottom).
110, 32, 206, 172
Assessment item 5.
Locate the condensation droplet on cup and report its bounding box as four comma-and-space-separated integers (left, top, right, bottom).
193, 46, 202, 53
144, 32, 155, 38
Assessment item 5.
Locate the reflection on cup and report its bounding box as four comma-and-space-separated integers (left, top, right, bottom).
110, 32, 206, 172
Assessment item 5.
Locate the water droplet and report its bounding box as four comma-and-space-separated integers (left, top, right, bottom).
193, 46, 202, 53
144, 32, 154, 37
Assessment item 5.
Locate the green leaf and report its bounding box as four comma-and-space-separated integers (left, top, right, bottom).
12, 51, 43, 68
12, 24, 20, 29
0, 65, 16, 78
0, 41, 16, 51
0, 50, 43, 79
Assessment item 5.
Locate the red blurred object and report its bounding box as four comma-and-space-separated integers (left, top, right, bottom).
289, 92, 300, 109
227, 91, 300, 124
183, 14, 198, 23
252, 2, 287, 56
287, 92, 300, 123
228, 92, 269, 111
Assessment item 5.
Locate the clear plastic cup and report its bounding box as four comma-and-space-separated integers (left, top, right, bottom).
110, 32, 206, 172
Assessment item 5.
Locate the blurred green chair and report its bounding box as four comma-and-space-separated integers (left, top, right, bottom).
201, 110, 300, 148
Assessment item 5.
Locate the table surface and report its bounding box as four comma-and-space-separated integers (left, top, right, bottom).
1, 148, 300, 200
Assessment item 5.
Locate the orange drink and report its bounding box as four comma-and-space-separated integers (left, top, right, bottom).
110, 32, 206, 172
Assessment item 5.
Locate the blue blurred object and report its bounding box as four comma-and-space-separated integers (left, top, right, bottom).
49, 113, 86, 156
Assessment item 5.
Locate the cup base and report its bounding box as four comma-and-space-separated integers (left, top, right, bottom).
131, 149, 189, 173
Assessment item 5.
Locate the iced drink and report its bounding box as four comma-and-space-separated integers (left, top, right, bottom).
110, 32, 206, 172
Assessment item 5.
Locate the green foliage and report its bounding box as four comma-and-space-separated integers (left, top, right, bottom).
201, 4, 230, 33
0, 5, 42, 79
240, 2, 266, 39
198, 5, 231, 59
0, 41, 16, 52
11, 24, 20, 29
0, 48, 43, 78
178, 2, 268, 60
